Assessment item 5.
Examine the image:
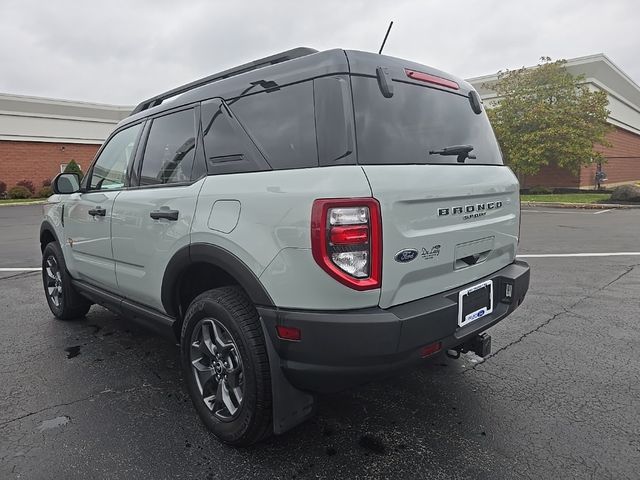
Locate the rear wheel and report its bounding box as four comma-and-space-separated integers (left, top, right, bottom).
42, 241, 91, 320
181, 286, 272, 446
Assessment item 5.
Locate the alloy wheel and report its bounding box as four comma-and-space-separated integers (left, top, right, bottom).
190, 318, 244, 421
45, 255, 63, 308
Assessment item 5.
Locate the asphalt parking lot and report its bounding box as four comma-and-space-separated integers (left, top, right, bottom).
1, 205, 639, 479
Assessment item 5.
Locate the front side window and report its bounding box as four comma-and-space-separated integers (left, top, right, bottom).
89, 123, 142, 190
140, 109, 196, 185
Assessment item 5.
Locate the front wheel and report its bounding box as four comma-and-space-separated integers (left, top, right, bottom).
42, 241, 91, 320
180, 286, 273, 446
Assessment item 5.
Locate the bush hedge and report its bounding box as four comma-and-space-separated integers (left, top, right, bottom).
8, 186, 32, 199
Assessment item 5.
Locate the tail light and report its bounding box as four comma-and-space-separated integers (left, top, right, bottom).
311, 198, 382, 290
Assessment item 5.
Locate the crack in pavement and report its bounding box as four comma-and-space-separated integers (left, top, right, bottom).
0, 384, 162, 428
464, 263, 639, 371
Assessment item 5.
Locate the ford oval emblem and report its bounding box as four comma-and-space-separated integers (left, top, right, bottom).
394, 249, 419, 263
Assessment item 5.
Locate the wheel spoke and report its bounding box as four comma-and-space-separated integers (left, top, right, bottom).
220, 379, 238, 416
211, 321, 233, 353
200, 322, 217, 358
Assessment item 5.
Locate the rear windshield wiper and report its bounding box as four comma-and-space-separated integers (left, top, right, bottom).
429, 144, 476, 163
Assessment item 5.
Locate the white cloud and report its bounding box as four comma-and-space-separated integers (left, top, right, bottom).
1, 0, 638, 104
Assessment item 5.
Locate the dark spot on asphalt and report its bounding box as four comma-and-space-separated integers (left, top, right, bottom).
103, 331, 114, 336
325, 447, 337, 456
321, 425, 335, 437
88, 324, 102, 334
94, 358, 103, 362
358, 434, 386, 455
65, 345, 81, 359
185, 441, 191, 448
481, 431, 486, 436
398, 443, 407, 450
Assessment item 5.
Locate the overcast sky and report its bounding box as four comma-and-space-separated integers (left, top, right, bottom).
2, 0, 639, 106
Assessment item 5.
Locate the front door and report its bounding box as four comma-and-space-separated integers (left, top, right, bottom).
63, 123, 143, 290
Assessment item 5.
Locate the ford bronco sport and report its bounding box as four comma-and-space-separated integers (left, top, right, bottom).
41, 47, 530, 446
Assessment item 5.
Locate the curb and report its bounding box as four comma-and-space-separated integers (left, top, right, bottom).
522, 202, 640, 209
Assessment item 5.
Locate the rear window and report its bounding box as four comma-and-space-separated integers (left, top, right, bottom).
352, 77, 503, 165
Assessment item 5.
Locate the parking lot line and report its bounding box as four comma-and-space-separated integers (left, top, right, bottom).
518, 252, 640, 258
592, 209, 612, 215
0, 267, 41, 272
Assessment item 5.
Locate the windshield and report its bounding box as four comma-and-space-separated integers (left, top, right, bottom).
352, 77, 503, 165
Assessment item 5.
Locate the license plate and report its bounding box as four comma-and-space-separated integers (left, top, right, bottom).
458, 280, 493, 327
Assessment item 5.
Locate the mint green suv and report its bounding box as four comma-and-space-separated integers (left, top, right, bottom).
41, 47, 530, 445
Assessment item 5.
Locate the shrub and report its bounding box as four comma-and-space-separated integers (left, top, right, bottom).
8, 186, 32, 199
63, 159, 84, 180
38, 186, 53, 198
16, 179, 35, 195
0, 180, 6, 195
528, 186, 553, 195
42, 178, 52, 187
610, 184, 640, 203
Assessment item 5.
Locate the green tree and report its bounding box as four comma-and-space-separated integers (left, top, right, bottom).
485, 57, 611, 177
63, 159, 84, 180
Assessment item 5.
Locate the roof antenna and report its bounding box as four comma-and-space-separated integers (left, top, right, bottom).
378, 21, 394, 55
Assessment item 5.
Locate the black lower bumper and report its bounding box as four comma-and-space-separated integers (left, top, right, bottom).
258, 260, 530, 393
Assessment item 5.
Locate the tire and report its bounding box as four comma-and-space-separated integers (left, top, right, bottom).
180, 286, 273, 446
42, 241, 91, 320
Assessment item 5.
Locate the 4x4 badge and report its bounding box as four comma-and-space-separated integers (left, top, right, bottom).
394, 249, 418, 263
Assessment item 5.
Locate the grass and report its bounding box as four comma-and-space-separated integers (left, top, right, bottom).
0, 198, 48, 205
521, 193, 611, 204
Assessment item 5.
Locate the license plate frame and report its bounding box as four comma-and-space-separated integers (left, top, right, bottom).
458, 280, 493, 328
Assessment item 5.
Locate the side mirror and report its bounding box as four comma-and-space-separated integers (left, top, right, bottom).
52, 173, 81, 194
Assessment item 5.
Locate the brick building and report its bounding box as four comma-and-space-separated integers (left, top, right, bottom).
0, 93, 131, 191
468, 54, 640, 189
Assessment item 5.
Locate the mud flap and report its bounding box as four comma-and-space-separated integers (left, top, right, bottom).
260, 322, 316, 435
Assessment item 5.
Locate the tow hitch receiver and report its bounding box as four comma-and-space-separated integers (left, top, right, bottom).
465, 333, 492, 357
447, 333, 492, 359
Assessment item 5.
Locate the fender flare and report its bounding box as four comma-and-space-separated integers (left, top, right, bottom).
40, 220, 61, 250
161, 243, 274, 318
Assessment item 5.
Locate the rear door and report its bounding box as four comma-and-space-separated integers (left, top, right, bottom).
111, 107, 202, 311
349, 56, 520, 309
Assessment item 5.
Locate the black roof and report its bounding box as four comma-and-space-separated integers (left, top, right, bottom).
120, 48, 473, 128
131, 47, 318, 115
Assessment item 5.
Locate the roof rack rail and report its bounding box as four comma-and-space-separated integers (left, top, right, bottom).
131, 47, 318, 115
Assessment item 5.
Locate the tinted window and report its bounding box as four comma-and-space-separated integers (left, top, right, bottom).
352, 77, 503, 165
201, 99, 270, 175
140, 109, 196, 185
90, 123, 142, 190
230, 81, 318, 170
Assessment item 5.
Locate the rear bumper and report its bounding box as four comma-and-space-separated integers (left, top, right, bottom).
258, 260, 530, 393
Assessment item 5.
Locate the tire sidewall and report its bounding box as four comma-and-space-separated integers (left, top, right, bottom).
180, 293, 260, 444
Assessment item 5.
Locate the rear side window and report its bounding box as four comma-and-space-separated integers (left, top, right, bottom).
230, 82, 318, 170
201, 99, 270, 175
352, 77, 503, 166
140, 108, 196, 185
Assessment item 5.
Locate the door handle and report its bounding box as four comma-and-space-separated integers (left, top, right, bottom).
88, 207, 106, 217
150, 209, 179, 221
